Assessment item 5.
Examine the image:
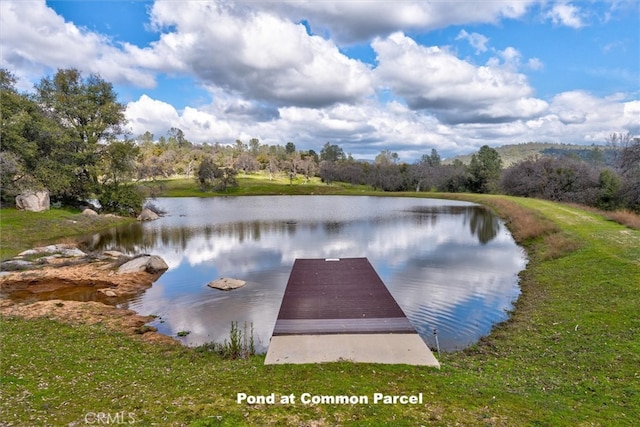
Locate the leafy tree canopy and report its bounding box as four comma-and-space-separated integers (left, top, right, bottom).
320, 142, 345, 162
1, 68, 136, 211
469, 145, 502, 193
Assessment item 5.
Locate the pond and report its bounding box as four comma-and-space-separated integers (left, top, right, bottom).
79, 196, 527, 352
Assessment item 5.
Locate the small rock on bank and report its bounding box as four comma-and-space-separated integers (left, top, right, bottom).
207, 278, 246, 290
117, 255, 169, 274
18, 244, 86, 258
98, 288, 118, 297
137, 208, 160, 221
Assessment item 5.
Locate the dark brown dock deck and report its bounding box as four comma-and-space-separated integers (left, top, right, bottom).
265, 258, 439, 366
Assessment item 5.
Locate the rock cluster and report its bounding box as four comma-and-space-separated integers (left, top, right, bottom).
1, 244, 87, 271
0, 244, 172, 345
0, 245, 168, 300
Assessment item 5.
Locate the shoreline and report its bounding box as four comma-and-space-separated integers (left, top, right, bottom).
2, 194, 639, 425
0, 245, 174, 345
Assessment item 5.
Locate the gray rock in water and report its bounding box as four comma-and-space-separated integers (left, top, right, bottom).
15, 190, 50, 212
207, 277, 247, 290
117, 255, 168, 274
137, 208, 159, 221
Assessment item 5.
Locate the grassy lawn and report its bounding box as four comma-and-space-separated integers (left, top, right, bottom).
1, 184, 639, 425
144, 173, 374, 197
0, 208, 135, 260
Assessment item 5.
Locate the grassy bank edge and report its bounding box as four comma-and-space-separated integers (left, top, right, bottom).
0, 208, 136, 260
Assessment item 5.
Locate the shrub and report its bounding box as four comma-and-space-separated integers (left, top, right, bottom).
597, 169, 621, 210
97, 183, 144, 216
196, 321, 255, 359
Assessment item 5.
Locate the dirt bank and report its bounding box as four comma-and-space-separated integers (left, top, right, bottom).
0, 246, 175, 345
0, 261, 160, 298
0, 299, 176, 345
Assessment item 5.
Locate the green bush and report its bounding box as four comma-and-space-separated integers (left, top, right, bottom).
97, 183, 144, 216
597, 168, 621, 210
196, 321, 255, 359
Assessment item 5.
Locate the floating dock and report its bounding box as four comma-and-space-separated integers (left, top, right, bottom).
264, 258, 439, 367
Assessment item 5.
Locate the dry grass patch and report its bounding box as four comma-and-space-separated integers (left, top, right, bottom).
564, 203, 640, 229
479, 197, 558, 242
538, 232, 583, 260
487, 198, 583, 260
445, 195, 582, 263
602, 209, 640, 229
427, 193, 560, 242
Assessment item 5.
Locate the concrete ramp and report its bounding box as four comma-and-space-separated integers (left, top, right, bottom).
265, 258, 439, 367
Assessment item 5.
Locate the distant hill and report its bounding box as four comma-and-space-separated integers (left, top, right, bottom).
444, 142, 618, 168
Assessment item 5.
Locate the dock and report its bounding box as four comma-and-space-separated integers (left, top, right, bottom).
264, 258, 439, 366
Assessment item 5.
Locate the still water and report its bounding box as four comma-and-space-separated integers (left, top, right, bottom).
80, 196, 527, 352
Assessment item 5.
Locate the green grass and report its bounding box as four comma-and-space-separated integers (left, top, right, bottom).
146, 173, 374, 197
0, 208, 134, 260
1, 183, 639, 425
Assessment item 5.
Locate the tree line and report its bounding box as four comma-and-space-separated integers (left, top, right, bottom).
2, 68, 638, 214
1, 68, 141, 213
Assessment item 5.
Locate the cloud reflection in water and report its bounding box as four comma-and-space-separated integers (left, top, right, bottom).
83, 196, 526, 352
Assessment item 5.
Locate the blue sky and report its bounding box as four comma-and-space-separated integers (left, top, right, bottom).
1, 0, 638, 160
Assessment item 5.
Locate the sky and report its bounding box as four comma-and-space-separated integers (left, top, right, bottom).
1, 0, 639, 161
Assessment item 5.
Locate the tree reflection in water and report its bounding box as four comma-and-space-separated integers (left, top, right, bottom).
73, 196, 525, 352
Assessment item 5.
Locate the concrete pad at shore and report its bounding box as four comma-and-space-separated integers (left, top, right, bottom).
264, 334, 440, 367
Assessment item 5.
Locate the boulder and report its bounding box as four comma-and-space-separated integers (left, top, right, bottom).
117, 255, 168, 274
137, 208, 159, 221
103, 250, 126, 259
207, 277, 246, 290
58, 247, 87, 257
82, 208, 98, 216
15, 190, 50, 212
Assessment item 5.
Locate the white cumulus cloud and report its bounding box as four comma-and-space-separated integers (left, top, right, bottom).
372, 33, 548, 124
1, 0, 637, 161
0, 0, 156, 88
255, 0, 535, 43
144, 0, 373, 107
